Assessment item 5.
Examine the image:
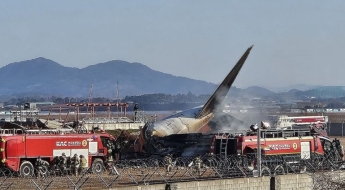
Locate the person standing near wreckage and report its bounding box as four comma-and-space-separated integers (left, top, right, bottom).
79, 155, 88, 174
164, 154, 173, 175
193, 154, 202, 176
106, 139, 114, 162
59, 153, 67, 175
71, 154, 80, 176
35, 156, 44, 178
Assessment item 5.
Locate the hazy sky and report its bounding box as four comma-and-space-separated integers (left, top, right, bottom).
1, 1, 344, 90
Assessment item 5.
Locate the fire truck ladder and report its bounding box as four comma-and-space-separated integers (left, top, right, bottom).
25, 128, 77, 135
219, 133, 229, 158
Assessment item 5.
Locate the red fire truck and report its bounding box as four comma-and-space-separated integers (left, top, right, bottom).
0, 127, 116, 177
148, 123, 344, 170
238, 129, 327, 156
210, 126, 343, 172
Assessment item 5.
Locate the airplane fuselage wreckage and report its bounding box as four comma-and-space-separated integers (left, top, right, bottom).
135, 46, 254, 156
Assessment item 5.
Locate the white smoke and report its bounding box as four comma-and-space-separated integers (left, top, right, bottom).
208, 86, 268, 134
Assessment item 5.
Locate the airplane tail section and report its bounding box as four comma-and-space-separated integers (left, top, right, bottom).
196, 45, 253, 119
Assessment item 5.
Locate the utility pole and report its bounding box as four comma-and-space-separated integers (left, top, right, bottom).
257, 126, 262, 177
116, 80, 119, 118
341, 121, 344, 137
87, 82, 93, 114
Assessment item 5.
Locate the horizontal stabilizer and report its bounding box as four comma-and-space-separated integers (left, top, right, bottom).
196, 45, 253, 118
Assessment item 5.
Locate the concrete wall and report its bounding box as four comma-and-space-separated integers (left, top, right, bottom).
275, 174, 312, 190
107, 174, 313, 190
169, 177, 271, 190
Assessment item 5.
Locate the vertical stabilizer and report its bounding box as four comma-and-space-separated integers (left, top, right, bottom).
196, 46, 253, 118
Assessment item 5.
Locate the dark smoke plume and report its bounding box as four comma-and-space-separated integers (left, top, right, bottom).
207, 111, 249, 134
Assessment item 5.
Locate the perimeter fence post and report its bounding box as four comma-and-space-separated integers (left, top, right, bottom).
257, 127, 261, 177
341, 121, 344, 136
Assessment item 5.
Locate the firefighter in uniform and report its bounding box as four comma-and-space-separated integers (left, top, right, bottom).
107, 140, 114, 162
35, 156, 44, 178
71, 154, 80, 176
59, 153, 67, 175
193, 154, 202, 176
79, 155, 88, 174
164, 154, 173, 175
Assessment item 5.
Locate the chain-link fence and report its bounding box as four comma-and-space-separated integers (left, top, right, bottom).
0, 154, 344, 189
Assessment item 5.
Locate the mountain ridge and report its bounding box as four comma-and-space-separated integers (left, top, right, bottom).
2, 57, 338, 100
0, 57, 219, 97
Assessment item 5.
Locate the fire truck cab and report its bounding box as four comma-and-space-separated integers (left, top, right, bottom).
0, 128, 116, 177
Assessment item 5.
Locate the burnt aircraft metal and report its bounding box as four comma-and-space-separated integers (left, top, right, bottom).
139, 45, 254, 154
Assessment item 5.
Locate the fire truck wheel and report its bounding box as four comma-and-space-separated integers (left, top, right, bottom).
20, 161, 34, 177
91, 158, 104, 173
